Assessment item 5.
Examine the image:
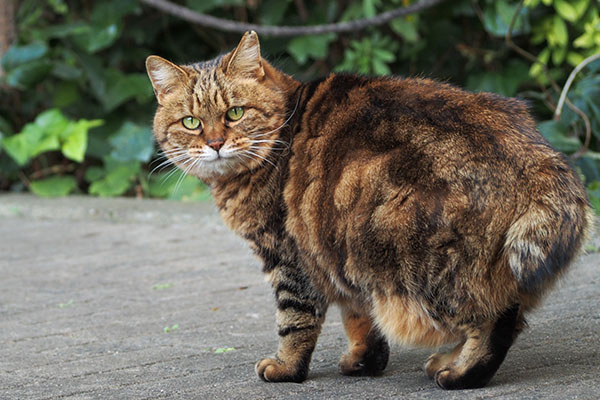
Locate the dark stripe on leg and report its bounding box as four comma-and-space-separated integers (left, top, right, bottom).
278, 325, 317, 337
277, 299, 317, 316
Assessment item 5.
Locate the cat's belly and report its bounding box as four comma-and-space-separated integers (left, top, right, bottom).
371, 293, 458, 347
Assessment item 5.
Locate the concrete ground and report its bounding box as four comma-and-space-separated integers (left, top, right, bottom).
0, 194, 598, 400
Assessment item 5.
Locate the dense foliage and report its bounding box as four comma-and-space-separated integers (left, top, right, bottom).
0, 0, 599, 212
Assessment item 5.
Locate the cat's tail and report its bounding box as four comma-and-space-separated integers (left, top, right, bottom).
503, 158, 593, 299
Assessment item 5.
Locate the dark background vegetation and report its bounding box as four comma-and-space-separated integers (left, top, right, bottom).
0, 0, 599, 212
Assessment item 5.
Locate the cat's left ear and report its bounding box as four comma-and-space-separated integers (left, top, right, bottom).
223, 31, 265, 79
146, 55, 189, 104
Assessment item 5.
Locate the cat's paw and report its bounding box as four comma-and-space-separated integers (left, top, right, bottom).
434, 366, 489, 390
339, 337, 389, 376
424, 352, 451, 379
424, 343, 464, 379
255, 358, 308, 383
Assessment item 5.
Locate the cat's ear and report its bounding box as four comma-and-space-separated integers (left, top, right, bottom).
223, 31, 265, 79
145, 55, 188, 103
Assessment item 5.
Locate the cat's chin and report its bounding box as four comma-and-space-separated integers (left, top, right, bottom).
186, 157, 240, 181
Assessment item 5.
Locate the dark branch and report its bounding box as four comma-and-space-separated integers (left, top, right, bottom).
139, 0, 446, 37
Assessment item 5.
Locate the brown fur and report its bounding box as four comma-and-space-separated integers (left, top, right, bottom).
146, 32, 592, 390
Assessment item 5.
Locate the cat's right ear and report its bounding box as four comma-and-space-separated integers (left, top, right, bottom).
145, 55, 188, 104
222, 31, 265, 80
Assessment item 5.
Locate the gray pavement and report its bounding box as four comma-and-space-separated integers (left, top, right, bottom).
0, 193, 598, 400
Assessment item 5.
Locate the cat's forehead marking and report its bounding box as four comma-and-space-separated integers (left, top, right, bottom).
189, 63, 228, 114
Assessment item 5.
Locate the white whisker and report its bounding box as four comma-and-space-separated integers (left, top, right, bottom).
242, 149, 278, 169
162, 157, 192, 183
172, 157, 197, 194
149, 153, 189, 177
248, 94, 301, 140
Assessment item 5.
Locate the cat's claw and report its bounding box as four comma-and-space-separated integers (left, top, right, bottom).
255, 358, 308, 383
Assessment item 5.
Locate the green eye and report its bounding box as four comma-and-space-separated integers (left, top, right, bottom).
226, 106, 244, 122
182, 116, 200, 130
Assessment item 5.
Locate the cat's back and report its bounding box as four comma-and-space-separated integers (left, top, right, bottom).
288, 73, 561, 205
297, 73, 546, 160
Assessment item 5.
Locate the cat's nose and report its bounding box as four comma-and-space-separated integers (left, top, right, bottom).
207, 138, 224, 151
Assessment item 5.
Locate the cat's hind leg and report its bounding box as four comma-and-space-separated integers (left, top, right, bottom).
430, 304, 524, 390
338, 305, 390, 376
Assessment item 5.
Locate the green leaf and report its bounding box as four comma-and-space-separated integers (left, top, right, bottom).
89, 160, 140, 197
0, 115, 12, 138
84, 166, 105, 183
572, 0, 590, 19
2, 128, 38, 165
1, 109, 102, 166
1, 123, 53, 166
288, 34, 336, 65
101, 70, 153, 111
566, 51, 585, 66
372, 58, 391, 75
552, 16, 568, 47
573, 30, 595, 48
551, 45, 567, 65
41, 22, 89, 38
152, 282, 174, 290
53, 82, 80, 108
259, 0, 291, 25
390, 17, 419, 42
57, 299, 74, 308
587, 181, 600, 215
213, 347, 235, 354
362, 0, 378, 18
5, 60, 53, 89
524, 0, 541, 7
554, 0, 579, 22
47, 0, 68, 14
582, 151, 600, 161
1, 42, 48, 70
62, 119, 103, 162
483, 0, 530, 37
75, 51, 106, 101
466, 60, 529, 96
51, 62, 83, 80
30, 176, 77, 197
530, 47, 551, 78
538, 120, 581, 153
72, 23, 121, 53
109, 122, 154, 163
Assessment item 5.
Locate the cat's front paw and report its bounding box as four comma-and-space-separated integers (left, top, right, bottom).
434, 366, 491, 390
255, 358, 308, 383
424, 352, 451, 379
424, 342, 464, 379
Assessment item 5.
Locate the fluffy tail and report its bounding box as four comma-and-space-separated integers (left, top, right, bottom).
504, 160, 592, 295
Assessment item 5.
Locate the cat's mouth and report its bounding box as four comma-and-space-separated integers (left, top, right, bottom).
162, 140, 274, 181
187, 145, 234, 161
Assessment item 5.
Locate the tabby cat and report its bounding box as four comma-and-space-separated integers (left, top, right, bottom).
145, 31, 591, 390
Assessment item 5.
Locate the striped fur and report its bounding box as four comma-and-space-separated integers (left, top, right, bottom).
146, 32, 591, 389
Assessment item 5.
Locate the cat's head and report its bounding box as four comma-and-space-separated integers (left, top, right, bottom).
146, 31, 298, 181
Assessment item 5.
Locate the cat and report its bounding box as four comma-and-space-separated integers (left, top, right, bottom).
145, 31, 592, 390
